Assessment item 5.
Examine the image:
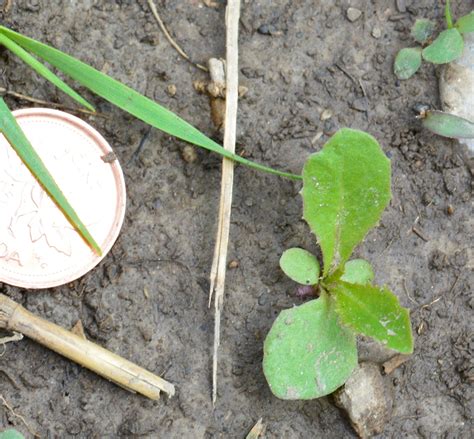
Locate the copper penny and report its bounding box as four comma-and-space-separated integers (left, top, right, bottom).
0, 108, 126, 289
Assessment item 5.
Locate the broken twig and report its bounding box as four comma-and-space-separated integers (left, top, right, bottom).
0, 294, 175, 399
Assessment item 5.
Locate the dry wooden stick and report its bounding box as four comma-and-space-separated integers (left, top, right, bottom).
147, 0, 208, 72
0, 294, 175, 399
209, 0, 241, 405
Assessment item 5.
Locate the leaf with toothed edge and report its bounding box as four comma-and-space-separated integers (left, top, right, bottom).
302, 129, 391, 276
332, 281, 413, 354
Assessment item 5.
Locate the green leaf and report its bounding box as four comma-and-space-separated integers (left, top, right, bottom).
340, 259, 374, 285
0, 26, 299, 181
411, 19, 435, 44
280, 248, 320, 285
455, 11, 474, 34
0, 33, 94, 111
422, 28, 464, 64
332, 281, 413, 354
263, 293, 357, 399
394, 47, 422, 80
0, 97, 101, 255
0, 430, 25, 439
445, 0, 453, 29
302, 128, 391, 276
422, 110, 474, 139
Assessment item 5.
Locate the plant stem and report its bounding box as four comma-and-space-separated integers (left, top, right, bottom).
445, 0, 453, 29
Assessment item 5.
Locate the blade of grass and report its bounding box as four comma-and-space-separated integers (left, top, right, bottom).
0, 97, 101, 255
0, 25, 301, 180
0, 33, 95, 112
445, 0, 453, 29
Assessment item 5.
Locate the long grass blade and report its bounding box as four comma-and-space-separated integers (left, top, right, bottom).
0, 25, 300, 180
0, 33, 95, 112
0, 97, 101, 255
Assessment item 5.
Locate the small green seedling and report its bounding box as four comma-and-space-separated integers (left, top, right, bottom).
420, 109, 474, 139
263, 129, 413, 400
394, 1, 473, 80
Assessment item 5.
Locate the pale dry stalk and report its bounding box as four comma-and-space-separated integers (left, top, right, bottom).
209, 0, 241, 405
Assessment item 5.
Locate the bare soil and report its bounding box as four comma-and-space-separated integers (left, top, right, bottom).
1, 1, 472, 437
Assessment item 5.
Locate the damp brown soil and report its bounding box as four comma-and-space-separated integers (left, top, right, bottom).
0, 1, 472, 437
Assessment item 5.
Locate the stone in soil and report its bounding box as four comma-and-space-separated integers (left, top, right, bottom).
334, 362, 391, 438
347, 8, 362, 22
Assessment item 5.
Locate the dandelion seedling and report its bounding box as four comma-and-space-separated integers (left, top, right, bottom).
263, 128, 413, 400
394, 1, 473, 80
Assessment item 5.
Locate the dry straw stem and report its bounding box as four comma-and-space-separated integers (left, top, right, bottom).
209, 0, 241, 405
0, 294, 175, 399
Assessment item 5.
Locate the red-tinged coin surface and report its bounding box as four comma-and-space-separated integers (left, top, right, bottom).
0, 108, 126, 289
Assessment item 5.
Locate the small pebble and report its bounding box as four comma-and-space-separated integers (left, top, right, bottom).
320, 109, 333, 121
167, 84, 177, 97
258, 24, 276, 35
334, 362, 391, 438
447, 205, 454, 215
372, 27, 382, 39
347, 7, 362, 22
182, 145, 197, 163
228, 260, 239, 269
351, 97, 368, 112
396, 0, 407, 13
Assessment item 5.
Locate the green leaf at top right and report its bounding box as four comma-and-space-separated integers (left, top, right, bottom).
302, 129, 391, 276
422, 28, 464, 64
455, 11, 474, 34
